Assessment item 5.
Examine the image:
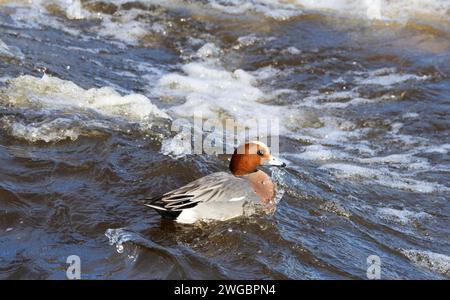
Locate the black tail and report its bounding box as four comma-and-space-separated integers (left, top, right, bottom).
143, 196, 181, 219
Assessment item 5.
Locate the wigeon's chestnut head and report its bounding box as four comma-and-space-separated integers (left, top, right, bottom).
230, 141, 286, 176
144, 141, 286, 224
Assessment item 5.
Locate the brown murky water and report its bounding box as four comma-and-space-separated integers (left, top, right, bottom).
0, 0, 449, 279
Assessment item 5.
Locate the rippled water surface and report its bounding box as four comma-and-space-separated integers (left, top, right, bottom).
0, 0, 449, 279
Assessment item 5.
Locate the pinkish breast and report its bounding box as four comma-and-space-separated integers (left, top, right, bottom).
245, 170, 276, 211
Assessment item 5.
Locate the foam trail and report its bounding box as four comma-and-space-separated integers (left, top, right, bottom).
400, 250, 450, 277
320, 163, 449, 193
377, 208, 431, 225
292, 0, 450, 23
2, 74, 169, 122
0, 74, 170, 142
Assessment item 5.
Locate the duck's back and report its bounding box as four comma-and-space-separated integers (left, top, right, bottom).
146, 171, 262, 223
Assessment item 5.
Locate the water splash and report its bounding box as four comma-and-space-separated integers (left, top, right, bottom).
105, 228, 137, 254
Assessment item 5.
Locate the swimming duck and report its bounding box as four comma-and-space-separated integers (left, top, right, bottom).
144, 141, 286, 224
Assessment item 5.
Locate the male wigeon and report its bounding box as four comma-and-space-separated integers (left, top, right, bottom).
144, 141, 286, 224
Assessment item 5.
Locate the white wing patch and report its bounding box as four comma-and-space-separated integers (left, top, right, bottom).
229, 196, 246, 202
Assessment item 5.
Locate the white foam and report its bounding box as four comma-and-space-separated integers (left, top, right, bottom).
0, 74, 169, 142
65, 0, 90, 20
2, 1, 82, 36
196, 43, 221, 59
283, 46, 302, 55
154, 47, 298, 130
357, 73, 427, 86
232, 35, 271, 50
400, 249, 450, 276
301, 90, 371, 109
355, 68, 428, 86
293, 144, 346, 161
3, 74, 169, 122
1, 1, 150, 45
3, 0, 449, 48
250, 66, 280, 80
292, 0, 450, 25
402, 112, 419, 119
105, 228, 136, 254
356, 143, 450, 175
293, 0, 384, 18
7, 118, 82, 143
96, 11, 154, 46
359, 153, 430, 170
82, 0, 450, 29
154, 61, 286, 154
96, 12, 154, 46
3, 0, 448, 56
209, 0, 302, 20
419, 144, 450, 154
153, 43, 314, 156
320, 163, 448, 193
299, 117, 366, 145
157, 62, 258, 101
377, 207, 431, 225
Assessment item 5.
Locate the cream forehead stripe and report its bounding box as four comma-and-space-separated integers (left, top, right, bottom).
249, 141, 269, 149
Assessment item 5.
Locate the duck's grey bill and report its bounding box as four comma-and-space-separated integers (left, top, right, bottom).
266, 156, 286, 167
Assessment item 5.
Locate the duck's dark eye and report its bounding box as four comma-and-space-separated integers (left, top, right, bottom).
257, 150, 264, 156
